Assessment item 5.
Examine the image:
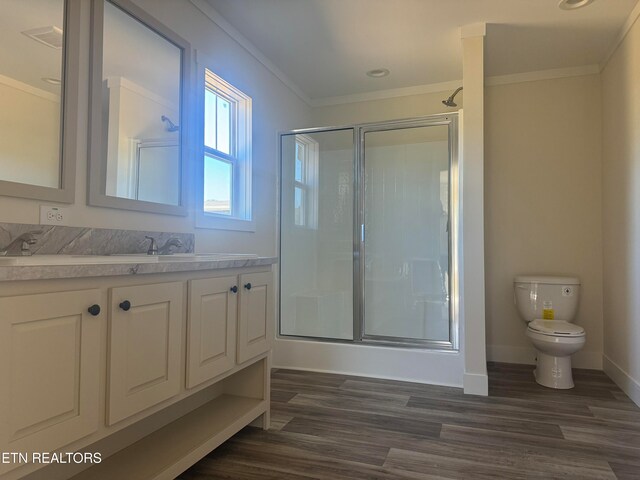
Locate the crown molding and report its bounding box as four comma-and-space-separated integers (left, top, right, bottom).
600, 0, 640, 72
189, 0, 312, 105
309, 80, 463, 107
485, 64, 600, 86
0, 73, 60, 102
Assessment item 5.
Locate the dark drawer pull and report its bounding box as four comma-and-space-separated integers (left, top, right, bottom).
244, 283, 252, 290
119, 300, 131, 311
87, 304, 101, 316
230, 285, 238, 293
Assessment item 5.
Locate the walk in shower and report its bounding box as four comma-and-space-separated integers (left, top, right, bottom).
279, 114, 458, 349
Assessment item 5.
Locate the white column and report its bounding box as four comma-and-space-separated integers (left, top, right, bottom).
461, 23, 488, 395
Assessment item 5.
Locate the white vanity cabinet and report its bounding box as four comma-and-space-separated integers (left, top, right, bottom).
0, 260, 275, 480
0, 290, 102, 476
186, 276, 237, 389
238, 272, 274, 364
186, 271, 274, 388
107, 281, 184, 425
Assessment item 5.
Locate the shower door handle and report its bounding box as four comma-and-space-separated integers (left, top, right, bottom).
361, 224, 365, 243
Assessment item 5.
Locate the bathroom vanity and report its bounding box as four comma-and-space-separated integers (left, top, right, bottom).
0, 254, 276, 480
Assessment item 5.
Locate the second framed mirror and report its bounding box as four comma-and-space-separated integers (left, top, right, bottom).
88, 0, 190, 215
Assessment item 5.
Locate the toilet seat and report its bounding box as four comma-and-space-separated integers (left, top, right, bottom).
528, 319, 585, 337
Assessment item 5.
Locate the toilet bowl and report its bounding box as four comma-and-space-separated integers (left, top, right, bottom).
526, 320, 585, 389
514, 276, 586, 389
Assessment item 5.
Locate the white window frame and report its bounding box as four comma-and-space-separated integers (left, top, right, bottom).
196, 56, 253, 231
293, 134, 319, 230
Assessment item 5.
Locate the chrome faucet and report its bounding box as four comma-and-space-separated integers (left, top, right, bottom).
145, 236, 158, 256
0, 231, 43, 256
158, 237, 183, 255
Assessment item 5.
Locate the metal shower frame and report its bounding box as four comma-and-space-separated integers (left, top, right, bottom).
278, 112, 460, 351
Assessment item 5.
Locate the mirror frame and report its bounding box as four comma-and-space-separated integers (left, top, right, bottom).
0, 0, 80, 203
88, 0, 191, 216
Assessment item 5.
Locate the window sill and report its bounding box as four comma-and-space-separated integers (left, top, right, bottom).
195, 212, 256, 232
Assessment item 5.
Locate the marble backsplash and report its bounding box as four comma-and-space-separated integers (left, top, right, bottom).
0, 223, 194, 256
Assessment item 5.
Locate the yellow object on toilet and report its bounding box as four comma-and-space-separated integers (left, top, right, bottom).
543, 308, 555, 320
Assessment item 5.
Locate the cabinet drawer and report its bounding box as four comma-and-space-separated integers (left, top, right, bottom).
108, 281, 183, 425
237, 272, 274, 363
0, 289, 102, 475
186, 276, 237, 389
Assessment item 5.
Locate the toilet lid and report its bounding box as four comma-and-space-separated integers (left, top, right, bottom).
528, 319, 585, 337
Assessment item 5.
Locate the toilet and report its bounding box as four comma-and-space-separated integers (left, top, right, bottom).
513, 275, 586, 389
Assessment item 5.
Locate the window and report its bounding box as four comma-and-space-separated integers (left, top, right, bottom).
197, 68, 252, 230
293, 135, 318, 229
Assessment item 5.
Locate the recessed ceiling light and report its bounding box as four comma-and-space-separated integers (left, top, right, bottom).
558, 0, 595, 10
366, 68, 390, 78
42, 77, 61, 85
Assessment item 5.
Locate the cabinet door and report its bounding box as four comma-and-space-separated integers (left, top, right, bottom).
237, 271, 274, 363
0, 289, 101, 475
186, 276, 237, 389
108, 282, 183, 425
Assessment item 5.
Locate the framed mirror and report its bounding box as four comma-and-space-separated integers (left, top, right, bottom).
88, 0, 190, 215
0, 0, 80, 202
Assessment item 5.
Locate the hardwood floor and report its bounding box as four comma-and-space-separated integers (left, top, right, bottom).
178, 363, 640, 479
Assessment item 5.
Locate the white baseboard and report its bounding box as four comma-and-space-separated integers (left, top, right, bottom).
603, 354, 640, 407
463, 372, 488, 396
487, 345, 602, 370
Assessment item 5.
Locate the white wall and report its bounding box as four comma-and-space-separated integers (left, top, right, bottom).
485, 74, 604, 370
0, 80, 60, 188
0, 0, 312, 257
601, 13, 640, 405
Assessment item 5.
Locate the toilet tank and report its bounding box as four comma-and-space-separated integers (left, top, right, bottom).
514, 275, 580, 323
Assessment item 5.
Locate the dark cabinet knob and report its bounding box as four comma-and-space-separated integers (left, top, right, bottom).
119, 300, 131, 311
87, 304, 101, 316
244, 283, 252, 290
230, 285, 238, 293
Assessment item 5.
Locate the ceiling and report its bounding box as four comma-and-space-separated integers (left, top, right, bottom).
206, 0, 639, 101
0, 0, 64, 95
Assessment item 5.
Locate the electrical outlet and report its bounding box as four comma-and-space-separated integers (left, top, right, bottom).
39, 205, 70, 226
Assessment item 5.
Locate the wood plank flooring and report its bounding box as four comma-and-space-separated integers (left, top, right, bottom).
178, 363, 640, 479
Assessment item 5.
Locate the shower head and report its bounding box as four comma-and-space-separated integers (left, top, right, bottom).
161, 115, 179, 132
442, 87, 463, 107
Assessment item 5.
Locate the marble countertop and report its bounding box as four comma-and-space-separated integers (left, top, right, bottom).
0, 256, 278, 282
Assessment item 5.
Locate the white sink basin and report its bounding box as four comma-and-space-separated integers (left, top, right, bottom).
0, 255, 159, 266
157, 253, 259, 261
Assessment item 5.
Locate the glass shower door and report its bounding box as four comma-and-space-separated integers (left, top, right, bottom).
361, 123, 452, 344
280, 129, 355, 340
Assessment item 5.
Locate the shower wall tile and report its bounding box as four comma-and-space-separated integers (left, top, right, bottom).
0, 223, 194, 255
